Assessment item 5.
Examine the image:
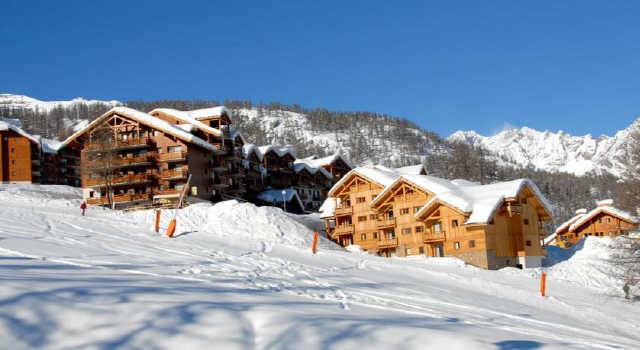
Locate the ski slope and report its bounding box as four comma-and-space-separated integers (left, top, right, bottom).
0, 185, 638, 349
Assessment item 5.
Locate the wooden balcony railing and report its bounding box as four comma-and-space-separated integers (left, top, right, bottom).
84, 174, 151, 187
86, 138, 154, 151
423, 231, 446, 242
158, 151, 187, 162
332, 224, 354, 237
154, 189, 183, 197
378, 236, 398, 248
377, 217, 396, 228
334, 205, 353, 216
160, 169, 188, 180
85, 154, 154, 169
86, 193, 151, 205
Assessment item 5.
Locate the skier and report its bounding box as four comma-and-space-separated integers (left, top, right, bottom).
80, 201, 87, 216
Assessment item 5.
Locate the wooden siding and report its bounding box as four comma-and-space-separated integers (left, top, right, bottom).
0, 130, 34, 183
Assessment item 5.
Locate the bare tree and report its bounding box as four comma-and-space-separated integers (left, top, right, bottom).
82, 126, 118, 208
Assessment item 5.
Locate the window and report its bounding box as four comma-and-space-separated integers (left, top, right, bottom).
369, 214, 377, 220
358, 216, 367, 222
373, 232, 378, 240
433, 222, 442, 232
419, 247, 425, 254
356, 197, 366, 203
526, 240, 532, 246
10, 147, 15, 153
415, 226, 424, 233
468, 240, 475, 248
360, 233, 367, 240
400, 208, 410, 215
168, 146, 182, 153
454, 241, 460, 250
402, 228, 412, 235
522, 198, 528, 204
452, 219, 459, 228
523, 219, 529, 225
598, 218, 603, 223
607, 218, 611, 223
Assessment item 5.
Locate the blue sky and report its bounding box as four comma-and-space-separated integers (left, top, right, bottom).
1, 1, 639, 137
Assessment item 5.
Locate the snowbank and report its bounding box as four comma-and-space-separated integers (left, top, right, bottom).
544, 237, 636, 296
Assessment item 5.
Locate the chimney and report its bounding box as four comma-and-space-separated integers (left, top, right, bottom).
596, 199, 614, 207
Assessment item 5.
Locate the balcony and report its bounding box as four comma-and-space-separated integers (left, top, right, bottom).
86, 193, 151, 205
332, 224, 354, 237
86, 138, 154, 152
160, 169, 188, 180
378, 236, 398, 248
334, 205, 353, 216
423, 231, 446, 242
377, 217, 396, 228
84, 174, 151, 187
159, 151, 187, 162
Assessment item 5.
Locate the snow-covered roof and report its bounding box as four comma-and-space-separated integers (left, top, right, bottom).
151, 106, 231, 121
230, 129, 246, 144
413, 178, 553, 225
149, 108, 224, 137
328, 165, 400, 197
242, 144, 262, 160
554, 213, 586, 235
543, 232, 557, 246
293, 161, 333, 179
60, 107, 219, 152
0, 121, 40, 145
300, 153, 353, 169
394, 164, 427, 175
257, 187, 305, 210
319, 198, 335, 219
39, 137, 62, 154
568, 206, 639, 232
258, 145, 296, 159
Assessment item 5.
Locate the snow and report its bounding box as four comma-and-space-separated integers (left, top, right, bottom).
0, 184, 640, 348
329, 166, 399, 197
299, 153, 353, 169
149, 108, 224, 137
393, 164, 426, 175
257, 145, 296, 159
60, 107, 219, 153
554, 213, 587, 234
0, 93, 120, 112
569, 206, 639, 232
448, 119, 640, 177
0, 120, 41, 145
154, 106, 231, 121
318, 198, 335, 219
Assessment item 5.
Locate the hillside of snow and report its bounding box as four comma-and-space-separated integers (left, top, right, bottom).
0, 93, 120, 112
0, 184, 639, 349
448, 121, 640, 177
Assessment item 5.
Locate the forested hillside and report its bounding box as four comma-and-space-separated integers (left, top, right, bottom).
1, 94, 637, 223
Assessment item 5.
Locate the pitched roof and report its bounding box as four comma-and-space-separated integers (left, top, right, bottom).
151, 106, 231, 121
293, 161, 333, 179
257, 145, 296, 158
554, 212, 587, 235
60, 107, 218, 152
568, 205, 638, 232
393, 164, 427, 175
0, 121, 40, 145
328, 165, 400, 197
414, 178, 553, 225
149, 108, 224, 137
300, 153, 353, 169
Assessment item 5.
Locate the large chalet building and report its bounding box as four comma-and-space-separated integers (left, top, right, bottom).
553, 200, 639, 247
1, 105, 348, 212
320, 165, 553, 269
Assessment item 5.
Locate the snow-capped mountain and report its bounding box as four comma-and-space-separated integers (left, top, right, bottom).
0, 93, 120, 112
448, 120, 640, 177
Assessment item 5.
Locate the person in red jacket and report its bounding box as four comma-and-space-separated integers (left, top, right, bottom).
80, 201, 87, 216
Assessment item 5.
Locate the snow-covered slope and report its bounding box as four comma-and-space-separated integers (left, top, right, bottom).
1, 184, 639, 349
0, 93, 120, 112
449, 120, 640, 177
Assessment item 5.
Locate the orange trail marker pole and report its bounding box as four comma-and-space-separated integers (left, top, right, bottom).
540, 272, 547, 297
166, 174, 192, 238
155, 209, 161, 233
311, 231, 319, 254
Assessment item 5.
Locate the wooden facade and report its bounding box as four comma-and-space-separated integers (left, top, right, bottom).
0, 127, 42, 183
555, 202, 639, 247
323, 167, 552, 269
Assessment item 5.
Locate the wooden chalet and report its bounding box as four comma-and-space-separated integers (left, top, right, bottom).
321, 165, 553, 269
0, 121, 42, 183
554, 200, 639, 247
296, 153, 352, 182
58, 107, 221, 208
148, 107, 247, 199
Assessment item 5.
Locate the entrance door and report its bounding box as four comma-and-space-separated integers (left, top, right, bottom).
433, 243, 444, 257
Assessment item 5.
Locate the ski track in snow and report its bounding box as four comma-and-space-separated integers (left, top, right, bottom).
0, 185, 639, 349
